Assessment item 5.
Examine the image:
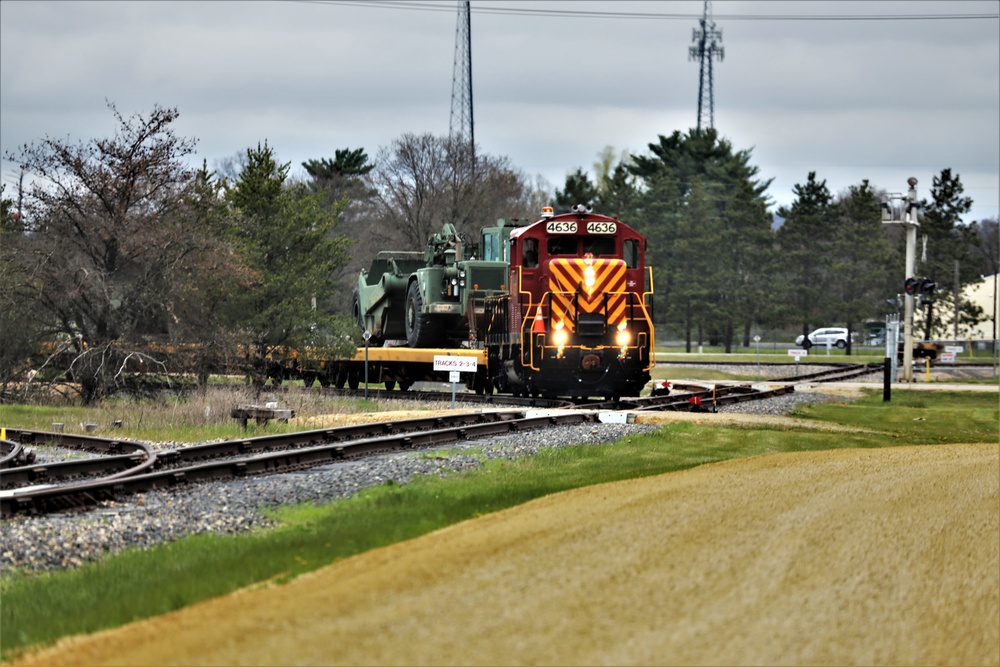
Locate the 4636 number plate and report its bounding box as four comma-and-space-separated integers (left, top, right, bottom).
545, 220, 577, 234
586, 221, 617, 234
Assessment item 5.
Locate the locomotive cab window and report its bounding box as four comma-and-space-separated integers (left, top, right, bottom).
522, 238, 539, 268
623, 239, 639, 268
582, 237, 615, 257
547, 237, 576, 256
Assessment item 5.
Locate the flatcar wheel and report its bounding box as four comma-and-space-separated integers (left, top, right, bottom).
334, 367, 347, 389
399, 381, 413, 391
347, 369, 359, 390
384, 380, 396, 391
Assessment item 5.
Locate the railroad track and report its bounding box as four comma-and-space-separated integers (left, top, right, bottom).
0, 411, 592, 518
0, 364, 878, 518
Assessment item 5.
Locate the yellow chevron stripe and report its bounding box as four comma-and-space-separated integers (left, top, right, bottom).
547, 258, 629, 332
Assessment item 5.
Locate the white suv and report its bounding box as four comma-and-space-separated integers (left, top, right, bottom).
795, 327, 849, 349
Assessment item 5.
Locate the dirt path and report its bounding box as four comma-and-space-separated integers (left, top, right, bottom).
13, 443, 999, 667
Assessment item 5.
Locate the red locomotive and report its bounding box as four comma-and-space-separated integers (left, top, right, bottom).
483, 205, 655, 399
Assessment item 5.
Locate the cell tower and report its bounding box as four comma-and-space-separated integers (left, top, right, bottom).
688, 0, 724, 130
449, 0, 474, 147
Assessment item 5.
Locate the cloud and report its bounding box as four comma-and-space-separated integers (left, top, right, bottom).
2, 0, 997, 222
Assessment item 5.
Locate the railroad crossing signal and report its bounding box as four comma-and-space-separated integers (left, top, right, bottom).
904, 277, 935, 301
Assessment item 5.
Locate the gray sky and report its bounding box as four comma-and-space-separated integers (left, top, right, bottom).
2, 0, 998, 224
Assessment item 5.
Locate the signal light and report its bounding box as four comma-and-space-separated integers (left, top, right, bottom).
905, 277, 936, 301
919, 278, 936, 305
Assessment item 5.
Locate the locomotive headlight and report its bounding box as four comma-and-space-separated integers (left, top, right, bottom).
616, 320, 630, 359
450, 278, 458, 286
583, 265, 596, 292
552, 320, 569, 351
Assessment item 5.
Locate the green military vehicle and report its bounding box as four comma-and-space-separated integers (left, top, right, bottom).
352, 220, 523, 348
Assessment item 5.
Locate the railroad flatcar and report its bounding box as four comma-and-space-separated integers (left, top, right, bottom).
481, 205, 655, 399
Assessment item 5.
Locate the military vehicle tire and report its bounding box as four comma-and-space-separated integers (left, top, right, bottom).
405, 281, 444, 347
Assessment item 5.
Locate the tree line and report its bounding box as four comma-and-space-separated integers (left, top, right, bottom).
1, 104, 996, 401
559, 129, 996, 352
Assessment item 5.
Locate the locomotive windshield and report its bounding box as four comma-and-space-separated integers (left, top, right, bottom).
546, 236, 616, 257
582, 236, 615, 257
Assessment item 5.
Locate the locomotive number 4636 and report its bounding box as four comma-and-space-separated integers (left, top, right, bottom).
545, 220, 576, 234
586, 221, 617, 234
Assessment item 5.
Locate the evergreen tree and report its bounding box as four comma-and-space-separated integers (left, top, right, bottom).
916, 169, 980, 339
667, 180, 721, 351
775, 172, 835, 342
828, 180, 898, 353
302, 148, 374, 181
227, 142, 354, 386
554, 168, 598, 211
302, 148, 374, 208
628, 128, 772, 350
595, 161, 640, 221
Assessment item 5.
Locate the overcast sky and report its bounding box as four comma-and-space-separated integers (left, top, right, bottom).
2, 0, 998, 224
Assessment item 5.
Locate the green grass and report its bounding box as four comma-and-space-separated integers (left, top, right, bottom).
1, 391, 997, 660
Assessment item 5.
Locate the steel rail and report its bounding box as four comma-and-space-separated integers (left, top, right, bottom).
1, 453, 154, 490
773, 362, 882, 383
0, 412, 525, 492
1, 411, 593, 518
0, 440, 28, 469
0, 432, 158, 491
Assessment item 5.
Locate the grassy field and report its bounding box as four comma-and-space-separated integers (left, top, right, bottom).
0, 387, 452, 442
1, 390, 997, 660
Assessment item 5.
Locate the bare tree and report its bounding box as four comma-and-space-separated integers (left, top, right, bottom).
362, 133, 534, 258
3, 103, 231, 401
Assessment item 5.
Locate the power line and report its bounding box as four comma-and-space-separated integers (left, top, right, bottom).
303, 1, 998, 21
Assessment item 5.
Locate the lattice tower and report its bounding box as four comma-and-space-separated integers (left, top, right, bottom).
688, 0, 724, 130
449, 0, 474, 147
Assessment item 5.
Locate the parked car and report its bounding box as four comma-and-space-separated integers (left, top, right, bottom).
795, 327, 850, 349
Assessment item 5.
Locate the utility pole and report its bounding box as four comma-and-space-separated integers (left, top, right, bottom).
881, 178, 921, 382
